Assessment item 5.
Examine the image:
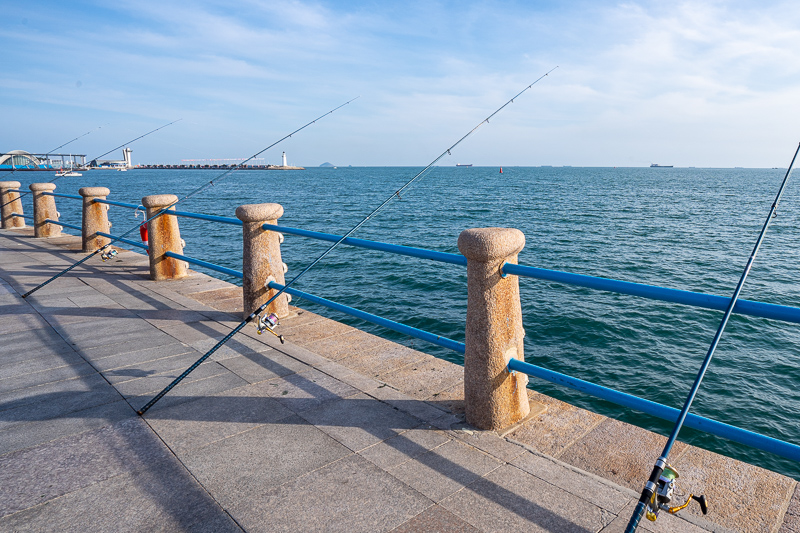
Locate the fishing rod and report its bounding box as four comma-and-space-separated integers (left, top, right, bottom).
136, 66, 559, 416
21, 99, 357, 299
625, 142, 800, 532
0, 124, 107, 210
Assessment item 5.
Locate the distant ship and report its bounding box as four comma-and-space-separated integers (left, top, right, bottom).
455, 163, 472, 167
650, 163, 673, 168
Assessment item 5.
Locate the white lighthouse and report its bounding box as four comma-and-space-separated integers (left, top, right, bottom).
123, 147, 133, 168
282, 152, 287, 167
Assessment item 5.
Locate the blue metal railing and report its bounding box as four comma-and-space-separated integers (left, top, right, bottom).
164, 250, 244, 279
507, 358, 800, 462
502, 262, 800, 324
11, 213, 33, 220
96, 231, 149, 251
94, 198, 144, 210
265, 224, 467, 266
267, 281, 466, 354
39, 193, 800, 465
43, 192, 82, 200
45, 219, 81, 232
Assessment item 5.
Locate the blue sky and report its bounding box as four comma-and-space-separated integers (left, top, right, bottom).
2, 0, 799, 167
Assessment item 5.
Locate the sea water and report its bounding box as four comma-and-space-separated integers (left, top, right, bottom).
29, 166, 800, 479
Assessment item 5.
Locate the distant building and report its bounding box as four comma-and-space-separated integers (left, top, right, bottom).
0, 150, 86, 170
91, 147, 132, 169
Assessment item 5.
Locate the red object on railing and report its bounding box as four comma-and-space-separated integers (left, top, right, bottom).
139, 223, 149, 254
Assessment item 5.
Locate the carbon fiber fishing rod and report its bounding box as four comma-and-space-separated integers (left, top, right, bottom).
21, 100, 357, 299
625, 142, 800, 532
0, 124, 107, 210
136, 66, 558, 416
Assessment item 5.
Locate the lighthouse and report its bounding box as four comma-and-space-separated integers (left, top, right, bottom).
282, 152, 287, 167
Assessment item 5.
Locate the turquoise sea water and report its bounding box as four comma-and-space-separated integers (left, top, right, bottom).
20, 166, 800, 479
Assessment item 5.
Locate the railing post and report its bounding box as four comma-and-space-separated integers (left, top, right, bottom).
79, 187, 111, 252
0, 181, 25, 229
142, 194, 187, 281
235, 203, 289, 319
30, 183, 62, 238
458, 227, 530, 430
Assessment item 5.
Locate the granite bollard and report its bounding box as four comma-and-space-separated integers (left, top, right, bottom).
79, 187, 111, 252
458, 227, 530, 430
142, 194, 187, 281
29, 183, 62, 238
0, 181, 25, 229
235, 203, 289, 319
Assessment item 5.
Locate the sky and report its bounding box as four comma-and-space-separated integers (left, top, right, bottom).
2, 0, 800, 167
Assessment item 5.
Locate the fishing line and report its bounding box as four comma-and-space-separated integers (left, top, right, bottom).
136, 66, 558, 416
21, 99, 358, 299
1, 121, 180, 211
625, 141, 800, 532
0, 124, 107, 210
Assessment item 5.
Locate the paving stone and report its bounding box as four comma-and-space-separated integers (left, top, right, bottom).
113, 361, 234, 398
76, 332, 184, 360
600, 499, 716, 532
450, 429, 528, 463
509, 389, 606, 458
0, 417, 173, 517
178, 414, 352, 507
440, 463, 608, 533
146, 383, 295, 452
389, 504, 482, 533
511, 448, 631, 513
0, 349, 85, 376
370, 383, 454, 425
275, 315, 357, 345
338, 343, 429, 379
102, 352, 214, 385
0, 312, 51, 335
0, 451, 241, 533
673, 444, 796, 533
389, 439, 503, 502
0, 400, 133, 457
301, 392, 422, 452
231, 454, 430, 533
89, 341, 196, 372
557, 418, 689, 492
380, 354, 464, 401
307, 328, 393, 361
779, 483, 800, 533
0, 361, 97, 394
217, 350, 310, 384
251, 367, 359, 413
359, 426, 452, 470
124, 370, 249, 413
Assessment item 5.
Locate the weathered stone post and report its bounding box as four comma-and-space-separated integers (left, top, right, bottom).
458, 227, 530, 430
142, 194, 187, 281
30, 183, 62, 238
0, 181, 25, 229
235, 203, 289, 319
79, 187, 111, 252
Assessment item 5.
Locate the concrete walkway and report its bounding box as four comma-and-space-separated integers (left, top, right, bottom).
0, 228, 796, 532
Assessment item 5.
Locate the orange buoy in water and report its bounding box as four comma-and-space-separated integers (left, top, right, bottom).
500, 167, 503, 174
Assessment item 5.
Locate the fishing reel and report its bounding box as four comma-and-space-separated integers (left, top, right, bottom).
256, 312, 285, 344
646, 464, 708, 522
100, 249, 118, 262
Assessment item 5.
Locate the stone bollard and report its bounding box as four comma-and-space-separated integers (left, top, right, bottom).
0, 181, 25, 229
30, 183, 62, 238
458, 227, 530, 431
142, 194, 187, 281
79, 187, 111, 252
235, 203, 289, 319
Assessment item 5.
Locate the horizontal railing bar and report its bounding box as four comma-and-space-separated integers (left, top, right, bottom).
169, 210, 242, 226
96, 231, 149, 251
46, 219, 81, 231
265, 224, 468, 266
507, 358, 800, 462
43, 192, 82, 200
268, 281, 466, 354
503, 262, 800, 325
8, 189, 22, 193
93, 198, 143, 210
11, 214, 33, 219
164, 251, 243, 278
